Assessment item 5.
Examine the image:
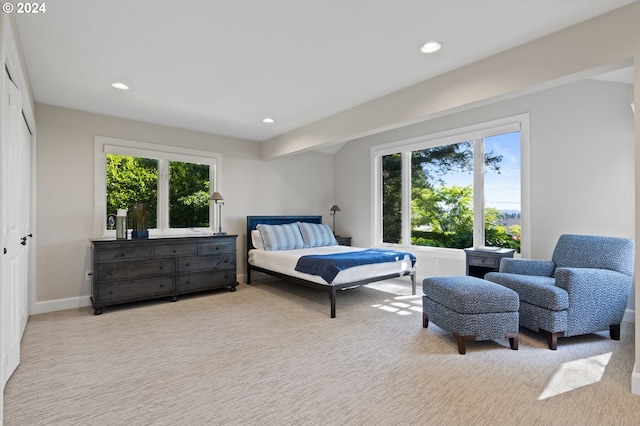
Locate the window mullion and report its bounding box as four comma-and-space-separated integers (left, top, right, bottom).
157, 160, 169, 231
402, 151, 412, 246
473, 138, 484, 248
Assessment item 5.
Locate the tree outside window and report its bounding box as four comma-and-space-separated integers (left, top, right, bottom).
380, 130, 521, 252
106, 154, 211, 231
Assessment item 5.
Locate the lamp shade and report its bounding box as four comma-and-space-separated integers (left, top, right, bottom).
330, 205, 341, 212
210, 191, 224, 201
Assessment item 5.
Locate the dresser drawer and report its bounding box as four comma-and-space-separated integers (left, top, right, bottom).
96, 246, 150, 262
152, 243, 197, 258
467, 256, 499, 269
96, 259, 174, 282
178, 254, 235, 272
198, 240, 235, 256
177, 270, 236, 292
97, 277, 173, 303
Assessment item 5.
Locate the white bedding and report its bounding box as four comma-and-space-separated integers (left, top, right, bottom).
248, 245, 414, 286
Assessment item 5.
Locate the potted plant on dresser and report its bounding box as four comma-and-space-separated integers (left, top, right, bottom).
131, 202, 149, 239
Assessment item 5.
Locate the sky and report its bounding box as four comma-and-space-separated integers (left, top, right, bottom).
436, 131, 521, 212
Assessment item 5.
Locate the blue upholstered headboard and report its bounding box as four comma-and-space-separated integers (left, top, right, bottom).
246, 215, 322, 251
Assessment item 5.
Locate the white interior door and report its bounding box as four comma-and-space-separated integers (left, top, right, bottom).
1, 73, 29, 386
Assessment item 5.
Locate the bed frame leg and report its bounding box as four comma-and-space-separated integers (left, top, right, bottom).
330, 287, 337, 318
246, 266, 252, 284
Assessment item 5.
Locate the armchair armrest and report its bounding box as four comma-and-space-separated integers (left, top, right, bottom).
499, 258, 555, 277
555, 267, 633, 296
555, 267, 633, 335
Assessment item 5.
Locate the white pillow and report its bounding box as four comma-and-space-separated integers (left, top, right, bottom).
256, 223, 305, 251
297, 222, 338, 247
251, 230, 265, 250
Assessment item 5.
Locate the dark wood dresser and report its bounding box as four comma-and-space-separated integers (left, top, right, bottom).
90, 235, 237, 314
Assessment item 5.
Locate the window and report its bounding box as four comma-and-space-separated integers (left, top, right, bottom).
95, 137, 221, 236
373, 115, 528, 254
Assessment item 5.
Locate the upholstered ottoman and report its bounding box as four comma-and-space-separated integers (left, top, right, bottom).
422, 276, 520, 354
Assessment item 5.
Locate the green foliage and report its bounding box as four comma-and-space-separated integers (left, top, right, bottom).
106, 154, 158, 228
169, 162, 210, 228
106, 155, 211, 229
382, 153, 402, 243
382, 141, 521, 252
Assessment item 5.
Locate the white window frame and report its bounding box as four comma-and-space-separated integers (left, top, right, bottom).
371, 114, 530, 258
94, 136, 222, 237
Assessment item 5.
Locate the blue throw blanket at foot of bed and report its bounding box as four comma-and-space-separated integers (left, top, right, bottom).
294, 248, 416, 284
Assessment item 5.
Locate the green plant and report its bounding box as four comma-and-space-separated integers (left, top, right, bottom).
131, 202, 148, 231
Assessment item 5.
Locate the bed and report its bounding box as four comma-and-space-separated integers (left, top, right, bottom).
246, 215, 416, 318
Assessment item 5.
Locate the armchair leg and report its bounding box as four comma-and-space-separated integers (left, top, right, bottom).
423, 313, 429, 328
506, 333, 519, 350
540, 329, 564, 350
610, 324, 621, 340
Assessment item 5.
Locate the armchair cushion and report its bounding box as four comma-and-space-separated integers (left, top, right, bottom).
484, 272, 568, 311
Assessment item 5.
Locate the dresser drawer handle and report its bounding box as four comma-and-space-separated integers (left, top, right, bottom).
186, 263, 190, 267
109, 271, 114, 275
109, 290, 114, 295
160, 284, 164, 288
172, 249, 177, 253
185, 280, 190, 285
159, 265, 164, 270
121, 252, 126, 257
216, 246, 220, 250
224, 260, 228, 263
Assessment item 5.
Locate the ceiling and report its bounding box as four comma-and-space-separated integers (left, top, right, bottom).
14, 0, 636, 143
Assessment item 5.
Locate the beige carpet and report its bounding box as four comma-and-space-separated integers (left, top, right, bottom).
3, 278, 639, 425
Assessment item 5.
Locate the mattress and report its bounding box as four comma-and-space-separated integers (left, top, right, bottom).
248, 245, 415, 286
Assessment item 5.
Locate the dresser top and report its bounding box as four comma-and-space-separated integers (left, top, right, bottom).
91, 235, 237, 244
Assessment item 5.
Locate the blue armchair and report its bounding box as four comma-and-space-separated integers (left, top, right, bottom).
485, 234, 634, 349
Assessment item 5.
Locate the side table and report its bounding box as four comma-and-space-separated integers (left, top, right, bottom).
464, 247, 515, 278
335, 236, 352, 246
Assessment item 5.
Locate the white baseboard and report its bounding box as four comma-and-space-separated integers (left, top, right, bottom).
632, 363, 640, 396
623, 308, 635, 324
34, 296, 91, 315
33, 274, 247, 315
31, 290, 637, 324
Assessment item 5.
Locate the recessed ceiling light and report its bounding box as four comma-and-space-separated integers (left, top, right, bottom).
420, 42, 442, 54
262, 118, 275, 124
111, 82, 130, 90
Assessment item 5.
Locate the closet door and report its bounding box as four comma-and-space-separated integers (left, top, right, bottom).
1, 73, 29, 385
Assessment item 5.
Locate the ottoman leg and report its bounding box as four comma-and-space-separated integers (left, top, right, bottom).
453, 332, 476, 355
423, 313, 429, 328
507, 333, 519, 350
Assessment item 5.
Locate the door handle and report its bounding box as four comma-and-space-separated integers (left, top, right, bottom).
20, 237, 27, 246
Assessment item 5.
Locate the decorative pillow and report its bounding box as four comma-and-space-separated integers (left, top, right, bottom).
256, 223, 305, 251
297, 221, 338, 247
251, 230, 265, 250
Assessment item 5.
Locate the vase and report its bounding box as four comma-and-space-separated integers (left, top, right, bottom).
131, 230, 149, 239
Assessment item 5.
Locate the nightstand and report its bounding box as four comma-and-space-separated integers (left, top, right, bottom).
335, 236, 352, 246
464, 247, 515, 278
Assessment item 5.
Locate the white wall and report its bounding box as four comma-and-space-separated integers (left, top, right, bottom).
34, 104, 335, 310
335, 78, 635, 308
